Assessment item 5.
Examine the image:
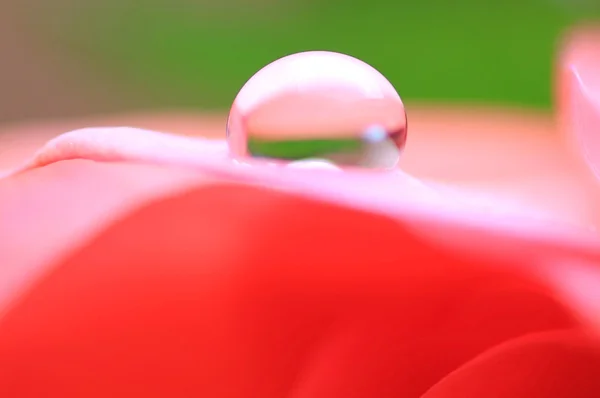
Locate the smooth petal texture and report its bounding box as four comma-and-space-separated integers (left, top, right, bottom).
0, 185, 582, 397
559, 25, 600, 181
422, 331, 600, 398
0, 160, 207, 315
0, 112, 224, 174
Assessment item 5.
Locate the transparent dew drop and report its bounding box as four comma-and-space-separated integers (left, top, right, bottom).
227, 51, 407, 169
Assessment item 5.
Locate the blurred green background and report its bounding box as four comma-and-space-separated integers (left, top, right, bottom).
2, 0, 599, 123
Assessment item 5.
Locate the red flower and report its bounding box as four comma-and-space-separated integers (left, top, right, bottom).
0, 27, 599, 398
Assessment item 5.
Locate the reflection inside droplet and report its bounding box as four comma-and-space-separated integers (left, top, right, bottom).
227, 51, 407, 169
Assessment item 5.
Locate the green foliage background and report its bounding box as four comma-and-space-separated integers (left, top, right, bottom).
51, 0, 600, 110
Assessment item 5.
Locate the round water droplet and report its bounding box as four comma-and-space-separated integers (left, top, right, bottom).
227, 51, 407, 169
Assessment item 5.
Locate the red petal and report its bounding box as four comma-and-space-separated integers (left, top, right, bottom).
423, 330, 600, 398
0, 160, 207, 313
0, 184, 585, 397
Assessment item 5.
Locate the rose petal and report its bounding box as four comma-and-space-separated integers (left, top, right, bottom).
4, 106, 600, 231
2, 110, 600, 328
559, 25, 600, 181
422, 330, 600, 398
0, 184, 584, 397
18, 126, 229, 172
14, 124, 600, 254
0, 112, 224, 173
0, 160, 209, 315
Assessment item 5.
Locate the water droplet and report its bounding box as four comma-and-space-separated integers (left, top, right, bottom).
227, 51, 407, 169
